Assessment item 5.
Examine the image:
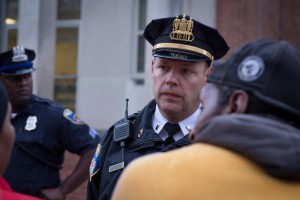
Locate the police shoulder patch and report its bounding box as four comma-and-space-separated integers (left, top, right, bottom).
90, 144, 102, 181
63, 108, 85, 125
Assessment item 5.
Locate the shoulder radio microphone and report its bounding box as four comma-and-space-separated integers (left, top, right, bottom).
110, 98, 133, 173
113, 98, 132, 143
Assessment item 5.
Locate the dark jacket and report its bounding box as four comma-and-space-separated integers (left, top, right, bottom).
194, 114, 300, 180
87, 99, 191, 200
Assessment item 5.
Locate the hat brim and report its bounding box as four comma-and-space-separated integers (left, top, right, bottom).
153, 42, 214, 61
153, 48, 209, 62
1, 68, 35, 76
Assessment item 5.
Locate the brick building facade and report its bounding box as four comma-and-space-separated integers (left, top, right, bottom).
217, 0, 300, 58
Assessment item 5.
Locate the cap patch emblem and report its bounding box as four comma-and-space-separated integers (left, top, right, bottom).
12, 46, 28, 62
169, 14, 194, 42
238, 56, 264, 82
63, 108, 85, 125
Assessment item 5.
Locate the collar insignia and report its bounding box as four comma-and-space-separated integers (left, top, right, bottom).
169, 14, 194, 42
138, 129, 144, 138
185, 125, 191, 133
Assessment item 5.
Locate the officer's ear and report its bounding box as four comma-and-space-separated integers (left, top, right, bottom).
151, 58, 156, 77
204, 66, 212, 81
228, 90, 249, 113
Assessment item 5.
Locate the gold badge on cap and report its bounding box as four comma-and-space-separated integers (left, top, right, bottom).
170, 14, 194, 42
12, 46, 28, 62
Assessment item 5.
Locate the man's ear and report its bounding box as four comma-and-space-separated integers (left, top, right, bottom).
151, 59, 155, 77
228, 90, 249, 113
204, 66, 212, 81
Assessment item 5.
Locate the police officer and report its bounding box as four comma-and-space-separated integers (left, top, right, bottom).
87, 14, 229, 200
0, 46, 100, 200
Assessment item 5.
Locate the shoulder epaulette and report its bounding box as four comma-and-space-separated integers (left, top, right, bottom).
33, 96, 63, 109
114, 112, 138, 125
128, 112, 138, 122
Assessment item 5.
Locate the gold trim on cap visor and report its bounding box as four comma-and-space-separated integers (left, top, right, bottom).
153, 43, 214, 61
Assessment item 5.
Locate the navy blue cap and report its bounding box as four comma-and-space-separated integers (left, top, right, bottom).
0, 46, 36, 76
144, 14, 229, 63
209, 39, 300, 117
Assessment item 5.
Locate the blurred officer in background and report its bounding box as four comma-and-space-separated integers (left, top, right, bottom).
88, 14, 229, 200
0, 82, 40, 200
0, 46, 100, 200
112, 39, 300, 200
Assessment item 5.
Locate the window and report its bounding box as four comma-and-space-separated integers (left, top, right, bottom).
3, 0, 18, 50
54, 28, 78, 111
132, 0, 147, 84
54, 0, 81, 111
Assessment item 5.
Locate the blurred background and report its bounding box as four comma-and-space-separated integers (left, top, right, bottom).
1, 0, 299, 199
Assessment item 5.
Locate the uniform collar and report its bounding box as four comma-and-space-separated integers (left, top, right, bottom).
152, 105, 201, 136
11, 95, 37, 118
11, 113, 17, 119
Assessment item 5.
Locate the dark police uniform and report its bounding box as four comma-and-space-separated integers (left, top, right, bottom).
88, 100, 191, 200
3, 94, 100, 196
88, 14, 230, 200
0, 46, 100, 196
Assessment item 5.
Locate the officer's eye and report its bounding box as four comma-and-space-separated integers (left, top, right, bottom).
181, 68, 193, 75
158, 65, 169, 72
23, 74, 31, 79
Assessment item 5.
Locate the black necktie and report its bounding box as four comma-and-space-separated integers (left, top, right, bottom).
164, 122, 180, 144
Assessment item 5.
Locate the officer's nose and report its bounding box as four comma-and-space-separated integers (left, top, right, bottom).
165, 70, 179, 85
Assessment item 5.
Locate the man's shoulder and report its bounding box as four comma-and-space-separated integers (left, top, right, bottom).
128, 99, 156, 124
112, 99, 156, 126
101, 100, 156, 147
29, 95, 69, 120
32, 95, 64, 110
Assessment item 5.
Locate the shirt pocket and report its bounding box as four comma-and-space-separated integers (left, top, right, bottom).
127, 138, 164, 152
16, 128, 45, 144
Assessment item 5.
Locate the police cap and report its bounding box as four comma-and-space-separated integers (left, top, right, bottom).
144, 14, 229, 63
209, 39, 300, 117
0, 46, 36, 76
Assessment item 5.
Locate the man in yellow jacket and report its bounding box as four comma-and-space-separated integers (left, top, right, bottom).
111, 39, 300, 200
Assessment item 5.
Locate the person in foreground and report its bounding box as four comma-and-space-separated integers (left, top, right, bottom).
111, 39, 300, 200
0, 82, 41, 200
87, 14, 229, 200
0, 46, 100, 200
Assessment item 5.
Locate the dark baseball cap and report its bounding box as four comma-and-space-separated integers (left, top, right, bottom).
144, 14, 229, 63
0, 46, 36, 76
209, 39, 300, 116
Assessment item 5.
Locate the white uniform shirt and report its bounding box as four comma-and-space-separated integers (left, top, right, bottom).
152, 105, 201, 142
